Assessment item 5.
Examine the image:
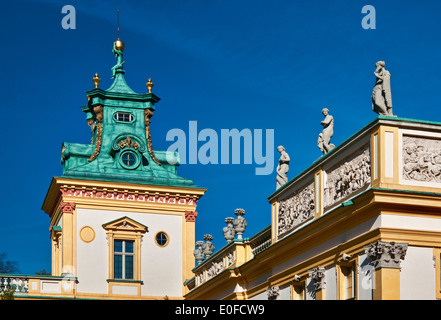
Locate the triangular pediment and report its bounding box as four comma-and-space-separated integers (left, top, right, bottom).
102, 216, 148, 233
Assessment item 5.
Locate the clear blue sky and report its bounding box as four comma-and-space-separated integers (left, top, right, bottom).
1, 0, 441, 274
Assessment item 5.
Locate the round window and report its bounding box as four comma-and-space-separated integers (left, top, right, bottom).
119, 150, 140, 169
155, 232, 169, 247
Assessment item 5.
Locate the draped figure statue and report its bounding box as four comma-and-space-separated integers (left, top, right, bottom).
318, 108, 335, 154
276, 146, 290, 189
372, 61, 393, 116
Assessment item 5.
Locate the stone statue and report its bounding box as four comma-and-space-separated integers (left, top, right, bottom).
276, 146, 290, 189
223, 217, 236, 242
232, 209, 247, 239
318, 108, 335, 154
111, 40, 125, 79
193, 241, 205, 265
372, 61, 393, 116
202, 234, 215, 258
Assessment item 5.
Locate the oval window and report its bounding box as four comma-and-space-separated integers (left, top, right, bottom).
114, 112, 134, 122
155, 232, 169, 247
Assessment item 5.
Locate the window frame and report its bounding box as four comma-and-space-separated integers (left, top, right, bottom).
102, 217, 148, 282
119, 149, 141, 170
113, 112, 135, 123
155, 231, 170, 248
113, 239, 135, 280
337, 257, 358, 300
291, 280, 307, 300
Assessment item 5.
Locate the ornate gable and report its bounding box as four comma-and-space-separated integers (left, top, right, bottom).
102, 216, 148, 233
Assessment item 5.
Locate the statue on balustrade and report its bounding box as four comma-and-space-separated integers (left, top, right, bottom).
372, 61, 393, 116
276, 146, 290, 189
318, 108, 335, 154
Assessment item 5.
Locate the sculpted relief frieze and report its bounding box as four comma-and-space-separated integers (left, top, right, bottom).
402, 135, 441, 183
324, 145, 371, 208
278, 181, 315, 237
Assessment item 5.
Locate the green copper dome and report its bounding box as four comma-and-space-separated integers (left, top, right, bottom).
59, 41, 196, 188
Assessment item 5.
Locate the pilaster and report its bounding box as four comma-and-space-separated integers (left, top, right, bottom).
364, 240, 408, 300
60, 201, 76, 276
309, 266, 326, 300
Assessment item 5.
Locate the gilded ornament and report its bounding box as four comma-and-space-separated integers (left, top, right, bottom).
146, 78, 154, 93
93, 73, 101, 88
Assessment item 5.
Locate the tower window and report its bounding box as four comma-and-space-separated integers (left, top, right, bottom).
122, 152, 136, 167
114, 112, 134, 122
119, 150, 140, 169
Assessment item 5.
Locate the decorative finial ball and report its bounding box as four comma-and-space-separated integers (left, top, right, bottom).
114, 39, 125, 51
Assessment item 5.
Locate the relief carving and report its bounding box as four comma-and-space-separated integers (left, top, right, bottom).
364, 241, 408, 269
278, 181, 314, 236
144, 109, 162, 166
402, 136, 441, 183
206, 260, 224, 280
324, 145, 371, 208
88, 105, 103, 162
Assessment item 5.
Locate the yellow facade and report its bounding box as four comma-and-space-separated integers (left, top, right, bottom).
37, 177, 207, 300
184, 117, 441, 300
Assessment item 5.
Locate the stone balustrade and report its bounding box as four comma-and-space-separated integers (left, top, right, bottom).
0, 274, 78, 299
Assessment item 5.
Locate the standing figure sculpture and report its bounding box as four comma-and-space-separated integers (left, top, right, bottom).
276, 146, 290, 189
111, 39, 125, 79
318, 108, 335, 154
372, 61, 393, 116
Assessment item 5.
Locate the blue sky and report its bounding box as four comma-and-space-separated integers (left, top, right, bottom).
1, 0, 441, 274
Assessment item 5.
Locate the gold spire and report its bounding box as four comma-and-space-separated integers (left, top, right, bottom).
146, 78, 154, 93
113, 9, 125, 51
93, 73, 101, 88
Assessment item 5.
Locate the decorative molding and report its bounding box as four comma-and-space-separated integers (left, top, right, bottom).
144, 109, 162, 166
185, 211, 198, 222
364, 241, 408, 269
402, 135, 441, 183
59, 202, 76, 213
60, 187, 199, 205
278, 181, 315, 236
324, 145, 371, 208
79, 226, 95, 243
266, 286, 280, 300
309, 266, 326, 291
102, 216, 148, 233
118, 136, 139, 150
88, 105, 103, 162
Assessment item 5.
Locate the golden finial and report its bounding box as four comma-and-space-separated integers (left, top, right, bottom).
113, 9, 125, 51
93, 73, 101, 88
146, 78, 154, 93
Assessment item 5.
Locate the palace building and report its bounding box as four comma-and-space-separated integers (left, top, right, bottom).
1, 38, 441, 300
185, 115, 441, 300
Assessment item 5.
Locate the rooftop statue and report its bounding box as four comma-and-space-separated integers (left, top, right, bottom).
372, 61, 393, 116
111, 39, 125, 78
318, 108, 335, 154
276, 146, 290, 189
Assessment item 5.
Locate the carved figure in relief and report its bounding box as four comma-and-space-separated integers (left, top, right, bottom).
402, 137, 441, 182
276, 146, 290, 189
277, 183, 314, 236
318, 108, 335, 154
207, 261, 224, 279
324, 147, 371, 208
372, 61, 393, 116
